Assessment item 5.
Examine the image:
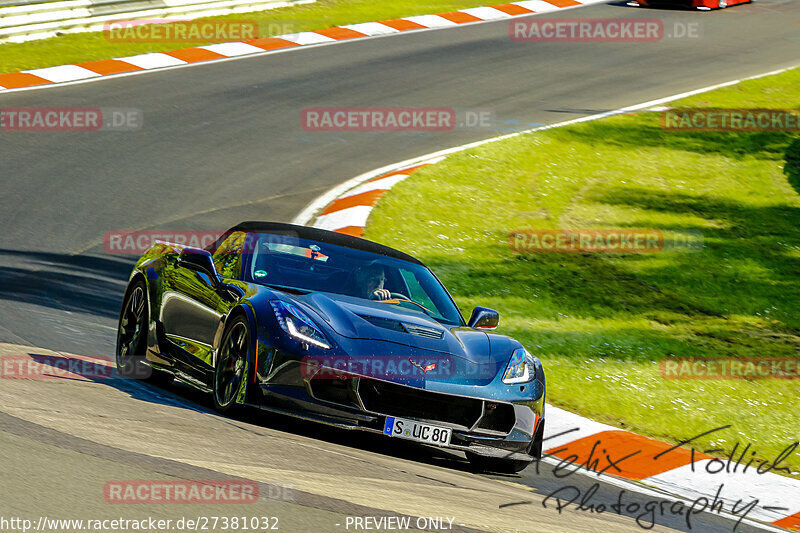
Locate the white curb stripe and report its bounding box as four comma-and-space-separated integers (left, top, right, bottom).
200, 42, 265, 57
340, 22, 400, 36
119, 53, 187, 69
513, 0, 562, 12
403, 14, 459, 28
314, 205, 374, 231
281, 31, 336, 45
25, 64, 101, 83
459, 6, 512, 20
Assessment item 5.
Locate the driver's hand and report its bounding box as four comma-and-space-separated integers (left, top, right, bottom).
370, 288, 391, 300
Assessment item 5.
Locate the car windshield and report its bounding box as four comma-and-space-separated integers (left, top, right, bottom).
242, 232, 463, 326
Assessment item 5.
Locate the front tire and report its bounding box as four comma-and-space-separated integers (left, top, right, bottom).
116, 280, 150, 379
213, 315, 250, 413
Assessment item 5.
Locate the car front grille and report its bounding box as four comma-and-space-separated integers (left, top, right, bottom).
358, 378, 486, 430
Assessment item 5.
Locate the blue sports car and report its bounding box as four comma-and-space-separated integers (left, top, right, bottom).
117, 222, 546, 472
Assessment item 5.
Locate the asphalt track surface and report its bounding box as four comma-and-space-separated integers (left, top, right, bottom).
0, 1, 798, 531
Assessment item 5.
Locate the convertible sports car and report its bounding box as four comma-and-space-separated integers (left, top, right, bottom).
116, 222, 545, 472
630, 0, 750, 9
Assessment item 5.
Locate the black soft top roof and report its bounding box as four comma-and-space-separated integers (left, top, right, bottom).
220, 221, 423, 266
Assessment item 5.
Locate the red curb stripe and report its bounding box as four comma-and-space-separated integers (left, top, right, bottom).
0, 72, 51, 89
772, 511, 800, 530
77, 59, 144, 75
244, 37, 299, 50
379, 19, 428, 31
333, 226, 364, 238
321, 190, 387, 215
542, 0, 581, 6
546, 430, 714, 480
367, 163, 431, 182
163, 48, 226, 63
490, 3, 535, 15
314, 27, 368, 40
437, 11, 483, 24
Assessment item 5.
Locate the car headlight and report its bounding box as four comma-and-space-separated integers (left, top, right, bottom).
502, 347, 539, 384
269, 300, 330, 349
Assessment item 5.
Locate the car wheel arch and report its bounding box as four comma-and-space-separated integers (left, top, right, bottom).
213, 304, 257, 356
122, 271, 153, 334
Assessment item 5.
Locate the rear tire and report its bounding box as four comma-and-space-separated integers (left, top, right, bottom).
213, 315, 251, 413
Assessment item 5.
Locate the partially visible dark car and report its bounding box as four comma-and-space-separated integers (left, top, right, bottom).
117, 222, 545, 473
630, 0, 751, 9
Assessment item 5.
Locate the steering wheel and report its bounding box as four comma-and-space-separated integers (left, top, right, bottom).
390, 292, 412, 301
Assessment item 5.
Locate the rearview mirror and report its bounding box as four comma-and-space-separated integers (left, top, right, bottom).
468, 307, 499, 330
178, 248, 220, 287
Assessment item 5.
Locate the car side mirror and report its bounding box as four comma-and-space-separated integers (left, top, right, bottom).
468, 307, 499, 330
178, 248, 220, 288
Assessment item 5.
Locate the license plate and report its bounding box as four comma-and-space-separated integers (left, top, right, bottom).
383, 416, 452, 446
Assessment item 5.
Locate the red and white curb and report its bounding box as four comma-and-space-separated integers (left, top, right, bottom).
545, 406, 800, 530
0, 0, 609, 92
310, 159, 442, 238
295, 68, 800, 531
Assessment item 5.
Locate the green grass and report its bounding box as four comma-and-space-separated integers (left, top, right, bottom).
365, 68, 800, 477
0, 0, 495, 73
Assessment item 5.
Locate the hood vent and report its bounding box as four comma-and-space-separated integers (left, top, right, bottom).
358, 315, 445, 339
358, 314, 406, 332
402, 323, 445, 339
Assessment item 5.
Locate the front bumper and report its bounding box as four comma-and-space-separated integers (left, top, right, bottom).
254, 353, 545, 460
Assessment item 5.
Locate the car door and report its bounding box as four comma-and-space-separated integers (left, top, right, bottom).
160, 231, 246, 372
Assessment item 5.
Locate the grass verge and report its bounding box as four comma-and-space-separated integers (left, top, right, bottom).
365, 68, 800, 477
0, 0, 497, 74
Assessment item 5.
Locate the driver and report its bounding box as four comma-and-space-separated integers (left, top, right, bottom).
352, 263, 390, 300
